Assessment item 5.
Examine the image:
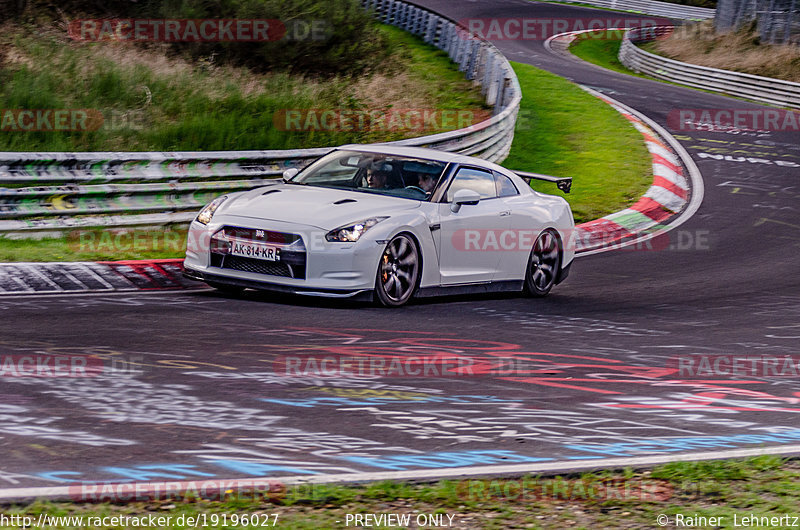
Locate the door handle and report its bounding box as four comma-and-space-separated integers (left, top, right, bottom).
499, 211, 511, 216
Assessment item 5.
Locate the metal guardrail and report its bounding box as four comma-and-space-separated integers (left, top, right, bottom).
551, 0, 715, 20
0, 0, 521, 234
619, 26, 800, 108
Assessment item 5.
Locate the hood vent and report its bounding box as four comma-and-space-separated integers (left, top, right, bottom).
333, 198, 357, 205
261, 189, 281, 196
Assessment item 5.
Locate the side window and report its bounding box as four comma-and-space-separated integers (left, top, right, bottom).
445, 167, 498, 202
495, 173, 519, 197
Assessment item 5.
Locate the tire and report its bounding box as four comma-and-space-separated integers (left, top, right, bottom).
523, 229, 561, 297
206, 281, 245, 295
375, 234, 420, 307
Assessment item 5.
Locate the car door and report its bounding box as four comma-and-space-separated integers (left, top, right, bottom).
492, 170, 540, 281
436, 166, 511, 285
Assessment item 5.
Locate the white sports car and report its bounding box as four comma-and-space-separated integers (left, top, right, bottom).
183, 145, 574, 306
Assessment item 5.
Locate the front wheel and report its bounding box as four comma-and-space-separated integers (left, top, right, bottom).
523, 229, 561, 297
375, 234, 420, 307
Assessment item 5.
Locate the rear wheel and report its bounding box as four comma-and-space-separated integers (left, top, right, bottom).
375, 234, 420, 307
523, 229, 561, 297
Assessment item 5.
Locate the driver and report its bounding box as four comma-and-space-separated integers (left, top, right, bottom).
366, 163, 393, 189
417, 172, 436, 193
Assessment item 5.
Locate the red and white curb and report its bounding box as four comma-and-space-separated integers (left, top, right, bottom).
574, 87, 698, 253
0, 258, 195, 294
544, 30, 704, 255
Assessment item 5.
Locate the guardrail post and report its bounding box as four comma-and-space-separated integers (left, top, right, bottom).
465, 39, 480, 80
482, 52, 496, 99
437, 19, 448, 50
423, 13, 435, 43
457, 35, 469, 71
410, 6, 422, 35
494, 72, 507, 115
449, 26, 460, 61
443, 24, 454, 57
484, 56, 499, 106
399, 2, 410, 30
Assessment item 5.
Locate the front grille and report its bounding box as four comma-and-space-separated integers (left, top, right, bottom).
223, 226, 301, 245
209, 225, 307, 280
210, 253, 306, 279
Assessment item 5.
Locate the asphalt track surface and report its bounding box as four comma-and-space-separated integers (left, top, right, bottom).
2, 0, 800, 500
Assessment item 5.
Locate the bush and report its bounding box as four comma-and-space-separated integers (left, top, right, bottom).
155, 0, 393, 75
9, 0, 393, 75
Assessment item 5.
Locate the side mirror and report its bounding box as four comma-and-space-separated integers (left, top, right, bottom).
282, 168, 299, 182
450, 189, 481, 213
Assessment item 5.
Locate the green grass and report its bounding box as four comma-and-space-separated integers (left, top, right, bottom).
0, 229, 189, 262
568, 31, 651, 77
2, 456, 798, 529
504, 61, 652, 223
0, 24, 487, 152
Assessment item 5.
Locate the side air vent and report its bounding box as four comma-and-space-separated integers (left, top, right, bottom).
333, 198, 357, 205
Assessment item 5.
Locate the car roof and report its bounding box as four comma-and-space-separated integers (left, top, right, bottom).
336, 144, 502, 170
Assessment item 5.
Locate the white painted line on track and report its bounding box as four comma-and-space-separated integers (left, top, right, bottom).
2, 445, 800, 503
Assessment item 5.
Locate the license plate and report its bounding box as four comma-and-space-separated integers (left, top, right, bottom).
230, 240, 281, 261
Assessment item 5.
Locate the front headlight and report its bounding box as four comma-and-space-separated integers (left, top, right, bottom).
196, 195, 228, 225
326, 217, 388, 242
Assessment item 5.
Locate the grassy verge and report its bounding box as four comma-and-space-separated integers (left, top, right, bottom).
0, 229, 189, 262
568, 29, 797, 105
1, 456, 796, 529
568, 31, 645, 77
0, 24, 487, 152
642, 21, 800, 83
504, 61, 652, 223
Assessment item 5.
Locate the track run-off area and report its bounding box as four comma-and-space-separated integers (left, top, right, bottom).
2, 0, 800, 502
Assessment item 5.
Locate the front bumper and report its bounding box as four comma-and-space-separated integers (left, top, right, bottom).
184, 218, 384, 296
182, 265, 374, 300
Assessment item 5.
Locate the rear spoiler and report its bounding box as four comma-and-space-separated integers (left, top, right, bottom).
513, 171, 572, 194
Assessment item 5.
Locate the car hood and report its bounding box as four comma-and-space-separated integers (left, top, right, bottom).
219, 184, 422, 230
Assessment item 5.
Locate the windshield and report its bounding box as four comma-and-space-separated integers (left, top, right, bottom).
291, 150, 447, 201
